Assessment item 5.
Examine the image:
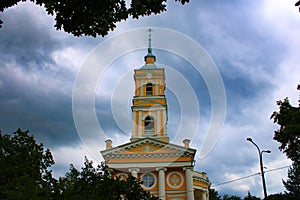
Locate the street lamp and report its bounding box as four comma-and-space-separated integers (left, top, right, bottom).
247, 137, 271, 199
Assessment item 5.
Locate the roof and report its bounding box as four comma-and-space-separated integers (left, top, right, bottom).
140, 63, 158, 69
100, 137, 196, 166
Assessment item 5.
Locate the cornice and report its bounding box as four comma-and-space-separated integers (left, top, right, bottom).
103, 152, 193, 159
101, 138, 196, 156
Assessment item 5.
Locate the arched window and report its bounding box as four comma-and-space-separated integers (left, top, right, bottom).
146, 83, 153, 96
144, 116, 154, 132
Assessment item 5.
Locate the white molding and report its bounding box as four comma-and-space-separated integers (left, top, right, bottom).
166, 171, 184, 189
101, 138, 196, 155
140, 172, 157, 190
107, 162, 192, 169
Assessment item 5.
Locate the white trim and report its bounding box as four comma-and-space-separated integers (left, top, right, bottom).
162, 110, 167, 135
139, 80, 143, 96
132, 111, 136, 137
167, 172, 184, 189
193, 185, 209, 191
141, 172, 157, 190
101, 138, 196, 155
133, 96, 166, 100
107, 162, 192, 169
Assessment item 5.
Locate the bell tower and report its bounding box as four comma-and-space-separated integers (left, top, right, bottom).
131, 29, 168, 142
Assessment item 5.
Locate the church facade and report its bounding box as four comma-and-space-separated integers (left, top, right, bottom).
101, 36, 210, 200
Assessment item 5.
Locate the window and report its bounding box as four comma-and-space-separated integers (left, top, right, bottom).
146, 83, 153, 96
144, 116, 154, 132
142, 174, 155, 188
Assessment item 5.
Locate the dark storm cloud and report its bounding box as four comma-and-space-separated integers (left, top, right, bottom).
0, 3, 80, 146
0, 64, 79, 146
0, 0, 299, 197
0, 3, 60, 67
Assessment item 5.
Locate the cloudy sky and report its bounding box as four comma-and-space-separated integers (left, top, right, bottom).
1, 0, 300, 198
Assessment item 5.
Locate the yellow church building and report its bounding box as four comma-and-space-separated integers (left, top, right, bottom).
101, 34, 210, 200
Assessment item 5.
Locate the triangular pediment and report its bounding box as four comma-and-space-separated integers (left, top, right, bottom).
101, 138, 195, 159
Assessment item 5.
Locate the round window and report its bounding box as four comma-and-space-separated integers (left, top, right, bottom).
142, 173, 155, 188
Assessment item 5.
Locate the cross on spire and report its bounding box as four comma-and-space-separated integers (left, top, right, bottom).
147, 28, 153, 54
144, 28, 156, 64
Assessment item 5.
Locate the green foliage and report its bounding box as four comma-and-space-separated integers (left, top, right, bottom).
0, 128, 56, 199
264, 193, 294, 200
209, 188, 222, 200
209, 189, 261, 200
271, 98, 300, 197
243, 191, 260, 200
222, 194, 242, 200
58, 157, 158, 200
0, 129, 158, 199
0, 0, 189, 37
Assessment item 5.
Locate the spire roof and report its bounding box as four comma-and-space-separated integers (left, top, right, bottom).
147, 28, 154, 57
141, 28, 157, 69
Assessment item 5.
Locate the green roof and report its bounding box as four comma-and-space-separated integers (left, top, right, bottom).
140, 64, 158, 69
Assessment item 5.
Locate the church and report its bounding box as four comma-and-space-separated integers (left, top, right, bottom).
101, 33, 210, 200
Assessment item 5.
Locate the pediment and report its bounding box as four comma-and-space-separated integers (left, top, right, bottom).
101, 138, 195, 159
119, 143, 174, 154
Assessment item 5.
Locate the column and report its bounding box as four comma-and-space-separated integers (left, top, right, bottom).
128, 168, 139, 178
202, 190, 207, 200
184, 167, 194, 200
156, 168, 166, 200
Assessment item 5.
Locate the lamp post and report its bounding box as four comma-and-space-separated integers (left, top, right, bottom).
247, 137, 271, 199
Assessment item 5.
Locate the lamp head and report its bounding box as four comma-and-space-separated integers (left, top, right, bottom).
265, 150, 271, 153
246, 137, 253, 142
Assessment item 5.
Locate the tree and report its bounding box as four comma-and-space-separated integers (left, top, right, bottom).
58, 157, 158, 200
271, 98, 300, 199
209, 188, 221, 200
222, 194, 242, 200
0, 128, 56, 199
0, 0, 189, 37
264, 193, 292, 200
0, 129, 159, 199
243, 191, 260, 200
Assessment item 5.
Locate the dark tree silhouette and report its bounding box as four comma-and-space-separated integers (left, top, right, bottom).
0, 0, 189, 37
271, 98, 300, 199
0, 129, 159, 199
58, 157, 158, 200
0, 129, 56, 199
